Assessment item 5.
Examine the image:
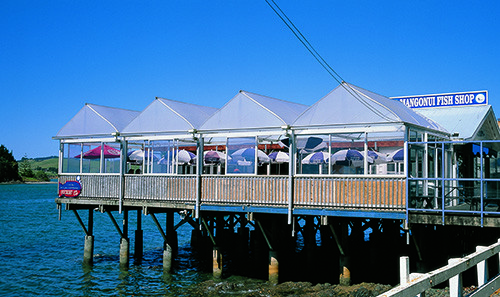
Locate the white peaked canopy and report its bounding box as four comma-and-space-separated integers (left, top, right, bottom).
55, 103, 140, 138
416, 105, 500, 141
199, 90, 308, 132
122, 97, 218, 135
292, 82, 448, 135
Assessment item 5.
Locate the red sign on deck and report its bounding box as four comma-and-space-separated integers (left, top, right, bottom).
58, 180, 82, 198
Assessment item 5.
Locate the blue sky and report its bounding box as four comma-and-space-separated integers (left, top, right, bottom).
1, 1, 499, 160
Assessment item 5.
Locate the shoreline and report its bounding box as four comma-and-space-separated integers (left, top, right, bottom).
0, 181, 58, 185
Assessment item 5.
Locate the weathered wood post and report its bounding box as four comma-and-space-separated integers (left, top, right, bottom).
83, 209, 94, 266
119, 210, 129, 269
339, 219, 351, 286
213, 246, 223, 278
339, 255, 352, 286
268, 250, 279, 284
163, 211, 177, 273
134, 209, 143, 260
167, 210, 178, 255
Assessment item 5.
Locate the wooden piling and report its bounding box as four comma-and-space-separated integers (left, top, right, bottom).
213, 246, 222, 278
83, 235, 94, 266
83, 208, 94, 266
163, 211, 177, 272
163, 242, 173, 272
119, 237, 129, 269
120, 210, 129, 269
134, 210, 143, 260
269, 250, 279, 284
339, 255, 352, 286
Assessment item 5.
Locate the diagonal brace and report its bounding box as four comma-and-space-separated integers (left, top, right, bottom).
106, 210, 124, 238
72, 209, 89, 236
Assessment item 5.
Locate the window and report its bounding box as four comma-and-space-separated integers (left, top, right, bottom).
227, 137, 256, 174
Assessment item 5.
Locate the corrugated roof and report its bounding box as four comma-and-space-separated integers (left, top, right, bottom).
416, 105, 500, 140
122, 97, 218, 135
293, 82, 447, 133
55, 103, 140, 138
199, 90, 308, 131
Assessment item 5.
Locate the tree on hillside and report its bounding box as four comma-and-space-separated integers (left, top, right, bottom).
19, 155, 35, 178
0, 145, 21, 182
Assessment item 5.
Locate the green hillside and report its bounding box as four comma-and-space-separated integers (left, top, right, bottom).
32, 157, 58, 171
18, 156, 58, 181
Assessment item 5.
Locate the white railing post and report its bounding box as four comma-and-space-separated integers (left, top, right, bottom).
400, 256, 410, 285
448, 258, 463, 297
476, 246, 488, 287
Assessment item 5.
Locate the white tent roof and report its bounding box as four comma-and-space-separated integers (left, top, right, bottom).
293, 82, 447, 134
122, 97, 217, 135
199, 90, 308, 132
55, 103, 140, 138
416, 105, 500, 141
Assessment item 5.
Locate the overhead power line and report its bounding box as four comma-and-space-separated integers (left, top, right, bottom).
264, 0, 344, 86
264, 0, 394, 121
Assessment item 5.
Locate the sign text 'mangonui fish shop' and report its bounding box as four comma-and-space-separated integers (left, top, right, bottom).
391, 90, 488, 109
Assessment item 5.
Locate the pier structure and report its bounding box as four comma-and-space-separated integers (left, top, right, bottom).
55, 83, 500, 285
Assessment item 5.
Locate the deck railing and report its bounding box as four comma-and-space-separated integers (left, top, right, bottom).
58, 174, 406, 210
201, 175, 288, 206
59, 174, 121, 199
124, 175, 197, 201
380, 239, 500, 297
294, 176, 406, 210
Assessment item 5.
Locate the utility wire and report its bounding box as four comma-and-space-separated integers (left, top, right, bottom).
264, 0, 394, 121
264, 0, 342, 85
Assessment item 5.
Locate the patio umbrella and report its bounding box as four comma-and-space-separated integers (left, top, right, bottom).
331, 149, 373, 167
127, 150, 159, 165
231, 148, 270, 163
301, 152, 331, 164
204, 150, 228, 164
268, 151, 289, 163
388, 148, 404, 162
75, 144, 121, 159
176, 149, 196, 164
367, 150, 390, 163
280, 136, 326, 153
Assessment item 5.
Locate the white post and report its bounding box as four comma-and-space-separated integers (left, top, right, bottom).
449, 258, 463, 297
195, 137, 203, 219
288, 131, 296, 224
477, 246, 488, 287
423, 133, 429, 197
400, 256, 410, 285
364, 132, 368, 175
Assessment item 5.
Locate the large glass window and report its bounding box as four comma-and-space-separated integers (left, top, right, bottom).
151, 140, 175, 174
296, 135, 329, 174
126, 141, 146, 174
61, 142, 121, 174
81, 143, 100, 173
330, 137, 365, 175
62, 143, 81, 173
176, 140, 197, 175
102, 142, 121, 173
227, 137, 256, 174
126, 140, 197, 175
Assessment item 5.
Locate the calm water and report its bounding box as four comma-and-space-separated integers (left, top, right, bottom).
0, 183, 223, 296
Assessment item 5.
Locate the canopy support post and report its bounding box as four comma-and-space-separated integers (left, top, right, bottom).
119, 140, 126, 214
364, 132, 368, 175
196, 136, 203, 219
288, 130, 295, 225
